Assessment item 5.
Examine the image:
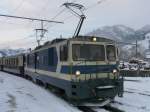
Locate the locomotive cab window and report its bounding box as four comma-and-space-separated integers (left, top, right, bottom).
72, 44, 105, 61
106, 45, 116, 61
60, 45, 68, 61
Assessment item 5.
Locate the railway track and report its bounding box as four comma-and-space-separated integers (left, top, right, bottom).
77, 105, 125, 112
78, 106, 96, 112
102, 105, 125, 112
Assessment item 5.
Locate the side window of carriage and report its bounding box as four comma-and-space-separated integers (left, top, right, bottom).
116, 48, 119, 57
60, 45, 68, 61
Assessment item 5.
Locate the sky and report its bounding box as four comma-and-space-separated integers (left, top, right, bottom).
0, 0, 149, 49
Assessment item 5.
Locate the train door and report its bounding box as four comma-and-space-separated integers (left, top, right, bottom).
48, 47, 58, 72
58, 43, 68, 73
34, 53, 37, 72
26, 53, 36, 71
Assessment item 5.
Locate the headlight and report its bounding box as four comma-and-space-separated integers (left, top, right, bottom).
75, 70, 80, 76
113, 69, 117, 74
93, 37, 97, 42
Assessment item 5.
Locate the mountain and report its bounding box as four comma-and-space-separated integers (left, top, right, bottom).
135, 25, 150, 40
87, 25, 150, 42
0, 48, 27, 57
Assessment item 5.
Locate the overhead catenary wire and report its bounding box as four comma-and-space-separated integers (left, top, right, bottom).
44, 8, 66, 28
58, 0, 106, 23
0, 0, 26, 28
0, 1, 63, 48
44, 0, 79, 29
45, 0, 107, 31
0, 0, 107, 48
84, 0, 107, 11
0, 14, 63, 23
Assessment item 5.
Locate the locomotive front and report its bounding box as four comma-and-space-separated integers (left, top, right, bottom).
64, 36, 123, 103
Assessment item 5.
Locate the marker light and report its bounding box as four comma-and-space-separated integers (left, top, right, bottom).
75, 70, 80, 76
113, 69, 117, 74
93, 37, 97, 42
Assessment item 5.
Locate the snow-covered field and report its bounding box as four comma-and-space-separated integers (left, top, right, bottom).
0, 71, 150, 112
112, 77, 150, 112
0, 72, 80, 112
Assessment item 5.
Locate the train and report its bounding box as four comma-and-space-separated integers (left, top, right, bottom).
0, 36, 123, 105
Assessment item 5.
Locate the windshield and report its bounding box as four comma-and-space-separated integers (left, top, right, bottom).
72, 44, 105, 61
106, 45, 116, 61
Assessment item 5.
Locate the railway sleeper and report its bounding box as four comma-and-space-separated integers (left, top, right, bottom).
102, 105, 125, 112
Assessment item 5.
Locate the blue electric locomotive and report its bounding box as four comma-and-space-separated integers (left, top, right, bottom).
24, 36, 123, 104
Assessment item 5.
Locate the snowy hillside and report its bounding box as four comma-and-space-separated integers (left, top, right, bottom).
0, 48, 27, 57
87, 25, 150, 42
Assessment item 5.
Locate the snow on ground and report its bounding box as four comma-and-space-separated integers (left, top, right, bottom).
112, 77, 150, 112
1, 71, 150, 112
0, 71, 80, 112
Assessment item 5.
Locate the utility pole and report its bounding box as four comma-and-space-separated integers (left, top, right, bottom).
35, 21, 48, 46
116, 41, 137, 60
136, 40, 138, 58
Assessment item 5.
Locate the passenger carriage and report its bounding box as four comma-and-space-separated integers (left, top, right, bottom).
1, 55, 24, 75
0, 57, 3, 71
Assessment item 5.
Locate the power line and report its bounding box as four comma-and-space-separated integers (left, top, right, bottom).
0, 0, 26, 26
44, 8, 66, 28
0, 14, 63, 23
84, 0, 107, 11
0, 0, 107, 47
44, 0, 78, 29
45, 0, 107, 30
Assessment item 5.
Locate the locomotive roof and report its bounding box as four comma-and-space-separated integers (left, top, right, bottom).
70, 36, 115, 42
33, 36, 115, 52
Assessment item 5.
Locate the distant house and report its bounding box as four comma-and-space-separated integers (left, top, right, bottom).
142, 33, 150, 62
138, 33, 150, 49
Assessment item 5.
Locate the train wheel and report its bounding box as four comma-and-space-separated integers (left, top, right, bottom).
36, 79, 44, 87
